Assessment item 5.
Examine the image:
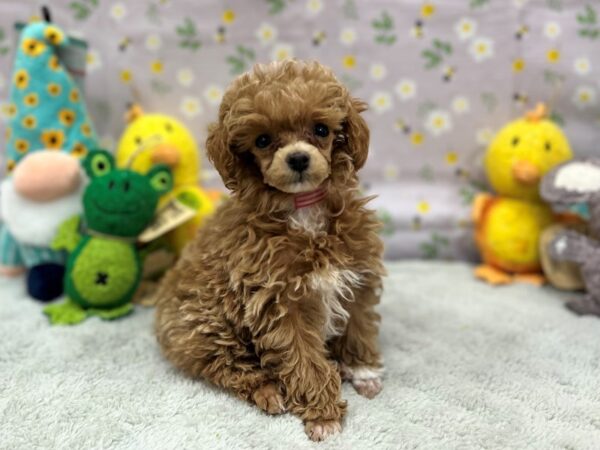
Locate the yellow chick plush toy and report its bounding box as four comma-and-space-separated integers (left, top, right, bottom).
473, 103, 573, 285
116, 105, 216, 253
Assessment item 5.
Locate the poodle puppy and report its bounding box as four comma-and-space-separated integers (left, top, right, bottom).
155, 60, 385, 442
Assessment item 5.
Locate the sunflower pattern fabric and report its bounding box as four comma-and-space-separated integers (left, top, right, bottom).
4, 21, 97, 172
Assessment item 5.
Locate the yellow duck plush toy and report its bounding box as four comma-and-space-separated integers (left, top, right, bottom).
116, 105, 217, 253
473, 103, 573, 285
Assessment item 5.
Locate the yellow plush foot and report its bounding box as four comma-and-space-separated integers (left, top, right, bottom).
513, 273, 546, 286
474, 265, 513, 285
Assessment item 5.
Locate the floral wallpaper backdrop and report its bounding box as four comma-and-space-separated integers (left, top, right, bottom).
1, 0, 599, 260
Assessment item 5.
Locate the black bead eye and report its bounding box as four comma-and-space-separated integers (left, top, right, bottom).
545, 141, 552, 152
314, 123, 329, 137
255, 134, 272, 149
135, 136, 142, 145
165, 123, 173, 133
512, 136, 520, 146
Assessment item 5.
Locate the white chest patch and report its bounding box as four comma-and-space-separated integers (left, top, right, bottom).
310, 269, 362, 339
289, 204, 329, 236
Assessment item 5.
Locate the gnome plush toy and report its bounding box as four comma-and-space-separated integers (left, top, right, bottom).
0, 21, 98, 301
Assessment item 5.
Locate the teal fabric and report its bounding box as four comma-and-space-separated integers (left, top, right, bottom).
5, 21, 98, 170
0, 224, 65, 267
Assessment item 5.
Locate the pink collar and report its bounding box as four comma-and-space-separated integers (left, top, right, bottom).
294, 186, 327, 209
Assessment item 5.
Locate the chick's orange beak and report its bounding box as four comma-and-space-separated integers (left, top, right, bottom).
511, 160, 540, 186
151, 144, 180, 167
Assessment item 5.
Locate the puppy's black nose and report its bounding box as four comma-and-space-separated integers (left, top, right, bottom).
287, 152, 310, 173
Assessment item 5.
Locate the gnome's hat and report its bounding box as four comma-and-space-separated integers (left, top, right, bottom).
4, 21, 98, 173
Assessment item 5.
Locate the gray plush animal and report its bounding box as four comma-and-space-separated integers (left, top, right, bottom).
541, 159, 600, 316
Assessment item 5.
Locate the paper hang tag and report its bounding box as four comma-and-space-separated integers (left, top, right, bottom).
138, 198, 196, 243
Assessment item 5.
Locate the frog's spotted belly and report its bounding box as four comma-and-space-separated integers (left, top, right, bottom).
68, 238, 139, 307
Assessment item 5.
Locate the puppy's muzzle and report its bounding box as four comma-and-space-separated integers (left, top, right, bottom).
287, 152, 310, 173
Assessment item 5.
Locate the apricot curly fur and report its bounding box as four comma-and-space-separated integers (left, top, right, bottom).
155, 60, 385, 440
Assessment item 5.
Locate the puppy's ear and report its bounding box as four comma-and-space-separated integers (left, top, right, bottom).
206, 122, 238, 191
342, 98, 370, 170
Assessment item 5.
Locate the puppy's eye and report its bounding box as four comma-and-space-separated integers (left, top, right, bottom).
314, 123, 329, 138
545, 141, 552, 152
255, 134, 272, 149
512, 136, 520, 146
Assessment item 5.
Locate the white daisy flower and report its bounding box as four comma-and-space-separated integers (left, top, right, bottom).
370, 91, 393, 114
469, 37, 494, 62
110, 3, 127, 21
176, 68, 194, 87
86, 49, 102, 72
476, 127, 495, 145
180, 96, 203, 119
454, 18, 477, 41
425, 110, 452, 136
339, 27, 357, 46
544, 21, 561, 39
394, 79, 417, 101
203, 84, 223, 106
573, 86, 597, 109
574, 57, 591, 76
270, 43, 294, 61
306, 0, 323, 15
145, 34, 162, 51
370, 63, 387, 81
451, 96, 470, 114
256, 23, 278, 46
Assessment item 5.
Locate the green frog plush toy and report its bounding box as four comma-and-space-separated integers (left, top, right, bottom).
44, 149, 173, 325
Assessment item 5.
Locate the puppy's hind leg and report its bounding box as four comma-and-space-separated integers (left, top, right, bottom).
329, 279, 384, 399
155, 299, 285, 414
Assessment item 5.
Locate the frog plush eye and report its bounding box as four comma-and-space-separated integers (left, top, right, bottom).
147, 165, 173, 194
83, 149, 115, 178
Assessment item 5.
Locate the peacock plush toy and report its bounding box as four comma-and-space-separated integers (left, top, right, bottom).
43, 150, 172, 325
473, 104, 573, 285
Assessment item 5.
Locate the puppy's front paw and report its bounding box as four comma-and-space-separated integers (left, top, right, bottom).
304, 419, 341, 441
341, 364, 383, 399
252, 383, 286, 415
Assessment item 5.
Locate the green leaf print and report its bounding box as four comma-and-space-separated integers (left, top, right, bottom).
422, 39, 452, 69
419, 165, 434, 182
177, 18, 202, 51
549, 110, 566, 126
0, 27, 9, 56
546, 0, 563, 11
417, 101, 437, 119
577, 5, 600, 39
376, 209, 395, 237
69, 0, 97, 21
266, 0, 286, 15
480, 92, 498, 113
469, 0, 490, 8
146, 2, 162, 25
343, 0, 359, 20
420, 233, 450, 259
340, 74, 363, 91
227, 46, 256, 75
372, 11, 396, 45
150, 79, 172, 95
459, 186, 476, 206
543, 69, 565, 86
